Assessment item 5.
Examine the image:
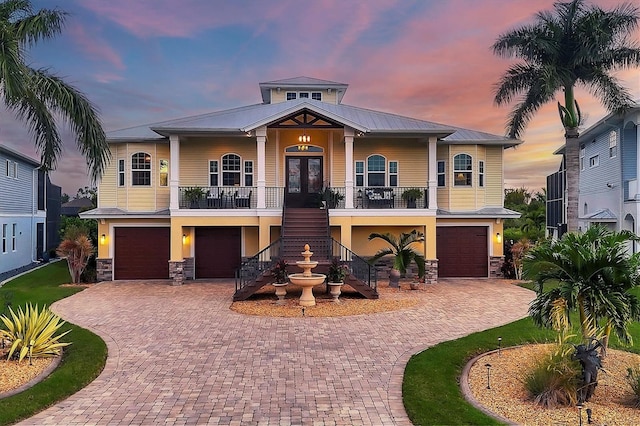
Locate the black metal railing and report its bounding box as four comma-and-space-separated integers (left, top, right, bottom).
235, 238, 281, 293
330, 238, 376, 292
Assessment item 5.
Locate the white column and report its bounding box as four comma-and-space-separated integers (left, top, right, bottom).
169, 134, 180, 211
636, 124, 640, 198
256, 126, 267, 209
428, 136, 438, 209
344, 127, 355, 209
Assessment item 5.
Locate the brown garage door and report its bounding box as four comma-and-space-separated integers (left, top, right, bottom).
436, 226, 488, 277
195, 227, 241, 278
114, 227, 170, 279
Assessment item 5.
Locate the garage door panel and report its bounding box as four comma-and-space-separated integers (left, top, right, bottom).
114, 227, 170, 280
437, 226, 487, 277
195, 227, 241, 278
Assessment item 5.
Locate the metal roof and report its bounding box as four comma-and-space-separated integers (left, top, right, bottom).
579, 208, 617, 222
108, 99, 519, 147
80, 207, 170, 218
436, 207, 521, 218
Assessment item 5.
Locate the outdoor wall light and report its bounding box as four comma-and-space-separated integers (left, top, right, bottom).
100, 234, 106, 245
182, 234, 187, 244
496, 232, 502, 243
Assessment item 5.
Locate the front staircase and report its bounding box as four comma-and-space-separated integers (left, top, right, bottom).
233, 207, 378, 301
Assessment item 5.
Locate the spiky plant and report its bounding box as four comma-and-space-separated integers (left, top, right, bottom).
626, 366, 640, 407
0, 304, 71, 362
368, 230, 425, 277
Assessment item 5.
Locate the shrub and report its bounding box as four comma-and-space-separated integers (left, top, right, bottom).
627, 366, 640, 407
524, 331, 580, 407
0, 304, 71, 362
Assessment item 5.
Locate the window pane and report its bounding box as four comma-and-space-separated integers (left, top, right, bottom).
299, 92, 309, 98
437, 161, 445, 173
311, 92, 322, 101
390, 175, 398, 187
437, 174, 445, 187
368, 173, 385, 186
356, 175, 364, 186
223, 172, 240, 186
131, 153, 151, 186
210, 174, 218, 186
245, 175, 253, 186
389, 161, 398, 174
368, 155, 385, 172
355, 161, 364, 174
286, 92, 296, 100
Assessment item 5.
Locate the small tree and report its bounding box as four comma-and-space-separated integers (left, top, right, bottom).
56, 226, 94, 284
368, 230, 426, 278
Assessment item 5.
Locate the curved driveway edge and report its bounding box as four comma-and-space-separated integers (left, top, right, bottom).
20, 279, 534, 425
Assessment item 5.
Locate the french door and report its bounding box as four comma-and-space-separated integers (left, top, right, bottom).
285, 156, 323, 207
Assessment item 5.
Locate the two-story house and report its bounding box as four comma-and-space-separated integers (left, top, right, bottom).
83, 77, 520, 290
546, 104, 640, 240
0, 144, 59, 276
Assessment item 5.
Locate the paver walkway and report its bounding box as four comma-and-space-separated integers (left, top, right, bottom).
22, 279, 534, 425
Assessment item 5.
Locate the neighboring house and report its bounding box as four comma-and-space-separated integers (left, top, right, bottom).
546, 104, 640, 241
83, 77, 521, 285
61, 197, 95, 217
0, 144, 60, 276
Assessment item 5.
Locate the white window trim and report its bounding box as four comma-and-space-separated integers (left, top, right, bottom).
13, 161, 17, 179
453, 153, 473, 187
437, 160, 446, 187
159, 159, 168, 187
589, 154, 599, 168
209, 160, 219, 186
366, 154, 388, 187
11, 223, 16, 251
221, 153, 242, 186
118, 159, 125, 187
244, 160, 254, 186
131, 152, 152, 186
580, 145, 585, 171
1, 224, 6, 254
479, 160, 485, 187
355, 160, 364, 187
609, 130, 617, 158
389, 160, 398, 187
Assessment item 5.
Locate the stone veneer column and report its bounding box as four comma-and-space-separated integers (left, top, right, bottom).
424, 259, 438, 285
96, 258, 113, 282
169, 260, 186, 286
489, 256, 504, 278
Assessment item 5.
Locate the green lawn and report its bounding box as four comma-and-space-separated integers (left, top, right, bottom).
0, 261, 107, 426
403, 284, 640, 425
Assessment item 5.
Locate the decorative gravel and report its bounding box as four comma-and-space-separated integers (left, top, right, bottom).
467, 344, 640, 425
0, 356, 54, 396
230, 280, 424, 317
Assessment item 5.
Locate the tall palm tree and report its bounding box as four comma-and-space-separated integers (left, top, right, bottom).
493, 0, 640, 232
523, 225, 640, 352
0, 0, 109, 182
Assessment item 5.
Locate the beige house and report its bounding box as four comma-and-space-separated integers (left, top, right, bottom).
83, 77, 520, 295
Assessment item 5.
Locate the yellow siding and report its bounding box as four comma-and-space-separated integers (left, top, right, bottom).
180, 138, 257, 186
269, 89, 337, 104
448, 145, 478, 211
127, 188, 157, 211
271, 90, 286, 103
98, 144, 118, 207
485, 146, 503, 206
243, 227, 259, 256
354, 139, 428, 186
265, 133, 277, 186
323, 91, 338, 104
331, 135, 346, 185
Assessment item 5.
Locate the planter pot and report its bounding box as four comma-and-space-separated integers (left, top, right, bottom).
410, 281, 420, 290
328, 282, 343, 303
406, 199, 417, 208
273, 283, 288, 305
389, 268, 401, 288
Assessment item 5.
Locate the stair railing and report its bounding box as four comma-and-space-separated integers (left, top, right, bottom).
330, 238, 377, 292
235, 238, 281, 293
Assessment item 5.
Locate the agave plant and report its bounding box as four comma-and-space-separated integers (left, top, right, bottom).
0, 304, 71, 362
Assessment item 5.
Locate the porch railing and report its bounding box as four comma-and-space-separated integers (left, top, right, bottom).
235, 238, 281, 293
179, 186, 430, 209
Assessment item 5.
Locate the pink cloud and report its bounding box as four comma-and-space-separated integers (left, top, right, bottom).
68, 23, 125, 71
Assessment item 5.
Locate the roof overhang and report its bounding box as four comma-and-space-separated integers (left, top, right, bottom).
80, 208, 170, 219
436, 207, 521, 219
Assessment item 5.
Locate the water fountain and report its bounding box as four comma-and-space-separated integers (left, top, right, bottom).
288, 244, 326, 306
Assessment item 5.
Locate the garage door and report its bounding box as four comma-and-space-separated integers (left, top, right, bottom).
114, 227, 170, 279
436, 226, 488, 277
195, 227, 241, 278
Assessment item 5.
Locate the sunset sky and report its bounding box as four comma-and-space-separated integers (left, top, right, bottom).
1, 0, 638, 195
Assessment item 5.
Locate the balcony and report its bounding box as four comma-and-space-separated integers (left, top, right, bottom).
178, 186, 430, 210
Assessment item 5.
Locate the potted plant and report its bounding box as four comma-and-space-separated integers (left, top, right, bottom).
368, 230, 426, 288
321, 187, 345, 209
270, 259, 288, 304
326, 257, 348, 302
184, 187, 207, 208
401, 188, 423, 208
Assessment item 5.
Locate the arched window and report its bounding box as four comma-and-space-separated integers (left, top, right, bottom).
222, 153, 241, 186
131, 152, 151, 186
367, 155, 386, 187
453, 153, 472, 186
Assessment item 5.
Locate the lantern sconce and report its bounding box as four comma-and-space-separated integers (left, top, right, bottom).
496, 232, 502, 244
100, 234, 106, 245
182, 234, 187, 245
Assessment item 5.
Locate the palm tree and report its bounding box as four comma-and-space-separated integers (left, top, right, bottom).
368, 230, 426, 287
0, 0, 109, 182
493, 0, 640, 232
523, 225, 640, 353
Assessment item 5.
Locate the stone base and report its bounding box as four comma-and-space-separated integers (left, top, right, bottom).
169, 260, 185, 286
424, 259, 438, 285
489, 256, 504, 278
96, 258, 113, 282
183, 257, 195, 280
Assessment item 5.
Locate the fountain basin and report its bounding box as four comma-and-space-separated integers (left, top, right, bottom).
288, 273, 326, 306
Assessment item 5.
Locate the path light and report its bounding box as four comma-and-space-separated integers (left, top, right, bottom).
586, 408, 592, 424
302, 307, 305, 317
577, 403, 583, 426
498, 336, 502, 355
485, 363, 492, 389
28, 340, 34, 366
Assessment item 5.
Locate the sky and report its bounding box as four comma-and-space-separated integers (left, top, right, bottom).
1, 0, 638, 196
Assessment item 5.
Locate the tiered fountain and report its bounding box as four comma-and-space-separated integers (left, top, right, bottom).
288, 244, 326, 306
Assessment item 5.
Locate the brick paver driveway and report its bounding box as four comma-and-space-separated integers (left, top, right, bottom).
23, 279, 534, 425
